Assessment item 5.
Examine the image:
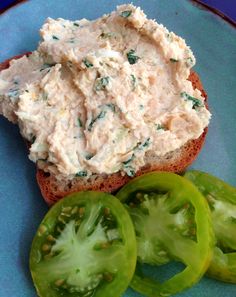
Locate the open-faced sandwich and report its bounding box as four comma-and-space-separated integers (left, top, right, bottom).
0, 4, 211, 205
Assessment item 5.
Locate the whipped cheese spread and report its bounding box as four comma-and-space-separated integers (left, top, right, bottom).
0, 4, 211, 180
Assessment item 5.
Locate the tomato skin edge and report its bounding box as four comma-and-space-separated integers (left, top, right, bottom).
184, 170, 236, 284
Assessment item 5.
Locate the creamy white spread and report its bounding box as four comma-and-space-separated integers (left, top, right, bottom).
0, 4, 211, 180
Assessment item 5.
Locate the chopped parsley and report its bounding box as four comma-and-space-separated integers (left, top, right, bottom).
52, 35, 59, 40
77, 117, 83, 127
156, 124, 166, 131
120, 10, 132, 18
181, 92, 204, 109
127, 49, 140, 65
85, 153, 94, 160
97, 110, 107, 119
76, 171, 88, 177
125, 167, 136, 177
131, 74, 137, 89
30, 135, 36, 144
105, 103, 116, 113
88, 110, 107, 131
170, 58, 179, 63
138, 138, 151, 150
143, 138, 151, 147
83, 59, 93, 68
40, 63, 56, 72
8, 89, 19, 98
100, 32, 113, 39
139, 104, 144, 110
123, 154, 135, 165
95, 77, 110, 91
73, 22, 79, 27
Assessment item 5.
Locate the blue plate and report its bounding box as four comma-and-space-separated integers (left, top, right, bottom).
0, 0, 236, 296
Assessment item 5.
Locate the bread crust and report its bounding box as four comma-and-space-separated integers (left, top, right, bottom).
0, 53, 31, 71
0, 54, 208, 205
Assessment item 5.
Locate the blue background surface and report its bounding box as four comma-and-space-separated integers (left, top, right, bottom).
0, 0, 236, 297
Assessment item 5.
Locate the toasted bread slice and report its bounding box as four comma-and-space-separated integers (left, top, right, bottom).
0, 55, 208, 205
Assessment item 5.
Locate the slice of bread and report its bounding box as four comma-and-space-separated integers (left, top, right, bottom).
0, 54, 208, 205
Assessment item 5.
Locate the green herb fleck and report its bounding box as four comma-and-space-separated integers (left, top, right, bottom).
73, 22, 79, 27
88, 110, 107, 131
77, 117, 83, 127
25, 90, 29, 93
156, 124, 166, 131
139, 104, 144, 110
100, 32, 113, 38
8, 89, 19, 97
170, 58, 179, 63
76, 171, 87, 177
138, 138, 151, 150
125, 167, 135, 177
83, 59, 93, 68
40, 63, 56, 72
143, 138, 151, 147
85, 153, 94, 160
127, 49, 140, 65
123, 154, 135, 165
52, 35, 59, 40
97, 110, 106, 119
95, 76, 110, 91
105, 103, 116, 112
131, 74, 137, 89
120, 10, 132, 18
181, 92, 203, 109
156, 124, 165, 131
31, 135, 36, 144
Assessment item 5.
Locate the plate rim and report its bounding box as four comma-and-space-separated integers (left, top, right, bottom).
0, 0, 236, 29
0, 1, 236, 297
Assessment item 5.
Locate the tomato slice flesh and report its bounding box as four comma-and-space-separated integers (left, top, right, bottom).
117, 172, 214, 297
30, 191, 137, 297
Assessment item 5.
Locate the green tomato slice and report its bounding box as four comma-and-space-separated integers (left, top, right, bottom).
116, 172, 214, 297
184, 170, 236, 283
30, 191, 137, 297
